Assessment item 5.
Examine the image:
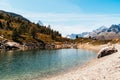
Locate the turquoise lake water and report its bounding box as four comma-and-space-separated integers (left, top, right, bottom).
0, 49, 97, 80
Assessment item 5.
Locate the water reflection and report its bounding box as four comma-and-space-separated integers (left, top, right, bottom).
0, 49, 97, 80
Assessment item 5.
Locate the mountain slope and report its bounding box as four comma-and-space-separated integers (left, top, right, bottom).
70, 24, 120, 40
89, 26, 108, 38
93, 26, 108, 34
0, 10, 29, 22
90, 24, 120, 40
0, 10, 63, 44
107, 24, 120, 33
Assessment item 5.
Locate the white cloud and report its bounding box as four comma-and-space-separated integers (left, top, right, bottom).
0, 0, 13, 11
0, 0, 25, 14
22, 12, 120, 36
50, 24, 94, 37
0, 0, 120, 36
23, 13, 120, 21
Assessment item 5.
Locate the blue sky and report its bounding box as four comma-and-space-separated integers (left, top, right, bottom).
0, 0, 120, 36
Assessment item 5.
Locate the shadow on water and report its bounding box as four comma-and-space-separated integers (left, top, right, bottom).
0, 49, 97, 80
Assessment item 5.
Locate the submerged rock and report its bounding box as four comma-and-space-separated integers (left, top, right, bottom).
97, 46, 118, 58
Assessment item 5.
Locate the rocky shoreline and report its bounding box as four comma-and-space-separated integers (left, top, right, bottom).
0, 40, 77, 51
39, 44, 120, 80
43, 52, 120, 80
1, 39, 120, 80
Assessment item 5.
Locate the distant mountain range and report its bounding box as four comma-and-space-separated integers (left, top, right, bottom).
67, 32, 90, 39
68, 24, 120, 40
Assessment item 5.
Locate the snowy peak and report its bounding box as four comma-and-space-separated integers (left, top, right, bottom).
68, 32, 90, 39
37, 20, 44, 26
68, 24, 120, 40
93, 26, 108, 34
107, 24, 120, 33
90, 24, 120, 40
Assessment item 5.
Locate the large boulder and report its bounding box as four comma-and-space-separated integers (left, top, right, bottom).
5, 42, 20, 50
97, 46, 118, 58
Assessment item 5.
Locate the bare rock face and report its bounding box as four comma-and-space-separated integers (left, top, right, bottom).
97, 46, 118, 58
5, 42, 20, 50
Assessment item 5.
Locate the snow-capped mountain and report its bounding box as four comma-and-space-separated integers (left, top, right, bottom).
90, 24, 120, 40
68, 32, 90, 39
68, 24, 120, 40
107, 24, 120, 33
89, 26, 108, 38
93, 26, 108, 34
37, 20, 44, 26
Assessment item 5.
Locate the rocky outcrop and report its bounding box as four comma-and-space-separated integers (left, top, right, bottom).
44, 43, 76, 49
0, 40, 46, 50
23, 42, 45, 49
5, 42, 20, 50
97, 46, 118, 58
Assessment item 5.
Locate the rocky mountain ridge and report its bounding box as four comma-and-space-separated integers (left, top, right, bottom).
69, 24, 120, 40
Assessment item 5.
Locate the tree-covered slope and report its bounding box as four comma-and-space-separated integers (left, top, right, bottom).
0, 10, 63, 44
